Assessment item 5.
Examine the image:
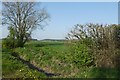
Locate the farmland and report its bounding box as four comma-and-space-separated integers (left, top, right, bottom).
1, 2, 120, 79
2, 40, 120, 78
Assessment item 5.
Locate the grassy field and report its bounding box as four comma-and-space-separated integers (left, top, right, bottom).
2, 40, 120, 78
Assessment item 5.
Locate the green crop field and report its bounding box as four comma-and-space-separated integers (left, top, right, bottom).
2, 40, 120, 78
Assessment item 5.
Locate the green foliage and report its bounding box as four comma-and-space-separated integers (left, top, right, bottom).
2, 40, 120, 78
67, 23, 120, 68
2, 38, 16, 49
2, 27, 17, 49
70, 41, 93, 67
2, 48, 46, 78
88, 67, 120, 78
2, 26, 28, 48
14, 41, 79, 77
74, 67, 120, 78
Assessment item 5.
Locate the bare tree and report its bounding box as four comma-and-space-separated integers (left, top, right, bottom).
66, 24, 120, 49
2, 2, 50, 47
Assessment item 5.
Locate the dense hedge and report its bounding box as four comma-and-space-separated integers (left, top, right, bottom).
67, 24, 120, 68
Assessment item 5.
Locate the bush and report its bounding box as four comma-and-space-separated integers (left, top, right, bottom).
70, 41, 93, 68
93, 25, 120, 68
67, 24, 120, 68
2, 38, 17, 49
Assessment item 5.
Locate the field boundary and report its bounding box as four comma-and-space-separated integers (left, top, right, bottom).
11, 52, 61, 77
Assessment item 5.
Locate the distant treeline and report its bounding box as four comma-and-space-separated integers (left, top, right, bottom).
1, 38, 67, 42
40, 39, 67, 42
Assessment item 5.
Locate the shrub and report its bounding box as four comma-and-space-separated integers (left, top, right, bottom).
70, 41, 93, 68
2, 38, 17, 49
2, 27, 16, 49
93, 25, 120, 68
67, 23, 120, 68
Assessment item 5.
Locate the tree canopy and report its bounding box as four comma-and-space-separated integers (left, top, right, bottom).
2, 2, 50, 47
